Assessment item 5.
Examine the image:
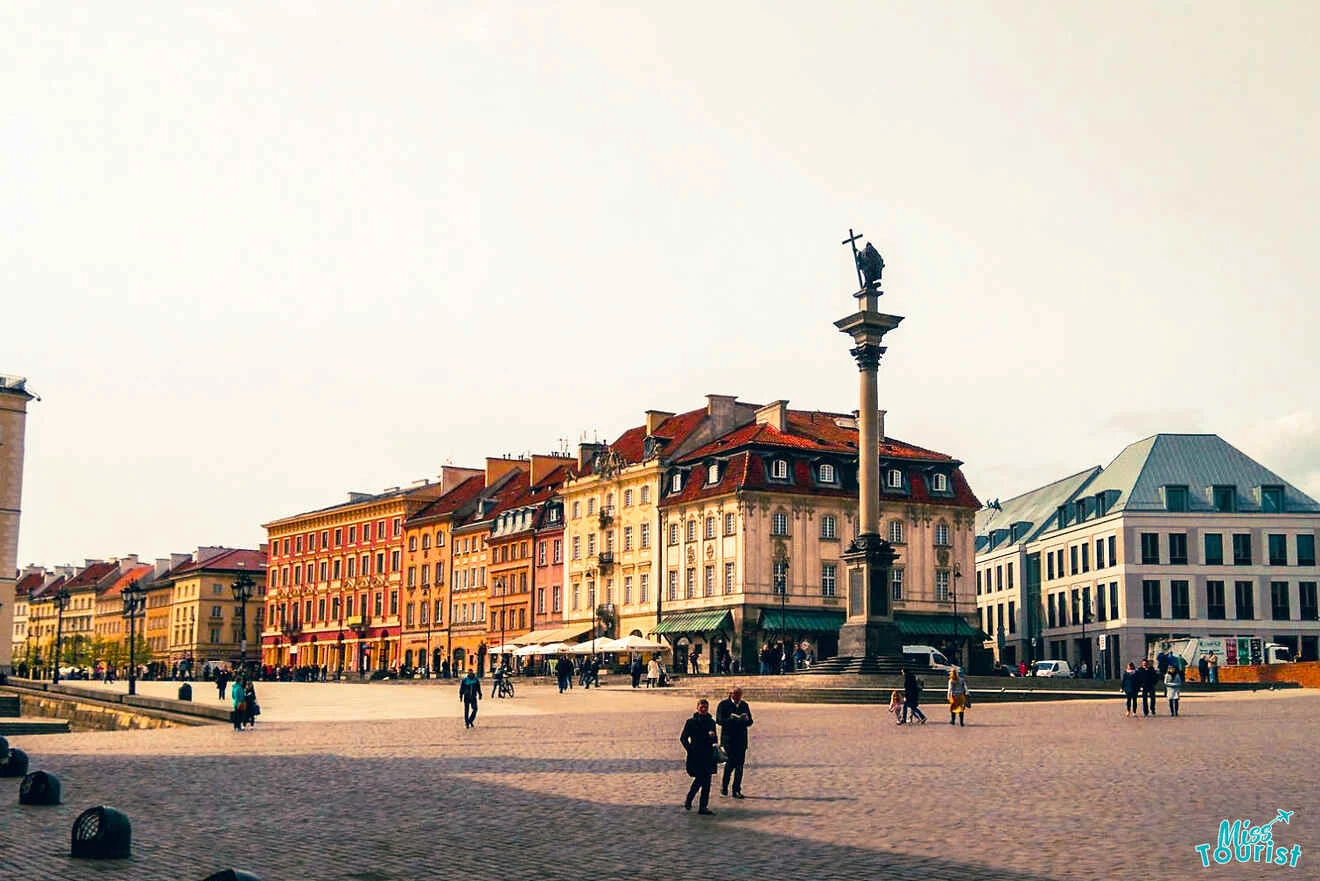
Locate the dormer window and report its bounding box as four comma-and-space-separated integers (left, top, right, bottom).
771, 460, 789, 480
886, 468, 904, 489
1212, 485, 1237, 512
1057, 505, 1069, 528
932, 473, 948, 492
1163, 485, 1189, 513
819, 463, 836, 484
671, 472, 683, 493
707, 462, 721, 484
1260, 485, 1284, 513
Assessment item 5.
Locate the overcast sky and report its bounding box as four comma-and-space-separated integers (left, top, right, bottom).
6, 1, 1318, 567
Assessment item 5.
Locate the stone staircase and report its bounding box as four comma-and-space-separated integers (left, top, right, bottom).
792, 655, 911, 676
0, 695, 19, 717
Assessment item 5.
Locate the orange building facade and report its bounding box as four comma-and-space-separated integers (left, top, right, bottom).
262, 479, 458, 675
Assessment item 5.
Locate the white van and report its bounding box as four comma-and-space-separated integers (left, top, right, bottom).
1033, 660, 1074, 678
902, 645, 956, 672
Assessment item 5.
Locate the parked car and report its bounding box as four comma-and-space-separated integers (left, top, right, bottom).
901, 644, 957, 672
1033, 660, 1074, 678
992, 664, 1019, 677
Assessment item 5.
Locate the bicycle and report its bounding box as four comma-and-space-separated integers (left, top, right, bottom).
494, 674, 515, 699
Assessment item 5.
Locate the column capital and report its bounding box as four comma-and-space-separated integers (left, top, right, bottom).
849, 343, 886, 372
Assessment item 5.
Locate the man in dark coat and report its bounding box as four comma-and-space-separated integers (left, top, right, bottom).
630, 656, 644, 688
1137, 658, 1159, 717
716, 687, 754, 798
679, 699, 718, 814
901, 668, 927, 724
458, 671, 482, 728
555, 655, 574, 693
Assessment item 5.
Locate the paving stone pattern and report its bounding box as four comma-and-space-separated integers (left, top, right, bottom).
0, 682, 1313, 880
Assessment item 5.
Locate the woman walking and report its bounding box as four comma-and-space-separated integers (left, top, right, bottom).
647, 657, 661, 689
679, 698, 718, 815
229, 675, 246, 732
947, 668, 969, 726
901, 668, 927, 724
1164, 665, 1183, 717
1121, 662, 1139, 717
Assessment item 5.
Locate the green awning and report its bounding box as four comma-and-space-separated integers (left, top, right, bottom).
758, 609, 846, 633
894, 613, 984, 639
654, 609, 733, 634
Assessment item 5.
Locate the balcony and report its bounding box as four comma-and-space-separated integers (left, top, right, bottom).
598, 507, 614, 527
597, 551, 615, 569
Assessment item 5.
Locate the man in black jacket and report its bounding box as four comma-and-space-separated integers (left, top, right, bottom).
459, 671, 482, 728
1138, 658, 1158, 717
555, 655, 574, 693
716, 687, 754, 798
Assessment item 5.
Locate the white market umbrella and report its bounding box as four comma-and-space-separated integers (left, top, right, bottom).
512, 644, 542, 658
603, 634, 671, 653
568, 641, 603, 655
533, 642, 570, 655
489, 644, 520, 655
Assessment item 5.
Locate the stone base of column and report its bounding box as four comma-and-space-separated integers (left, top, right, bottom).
838, 621, 903, 658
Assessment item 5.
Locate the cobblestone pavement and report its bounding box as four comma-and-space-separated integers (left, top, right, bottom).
1, 683, 1314, 880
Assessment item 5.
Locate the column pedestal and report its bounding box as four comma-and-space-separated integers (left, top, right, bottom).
840, 532, 902, 657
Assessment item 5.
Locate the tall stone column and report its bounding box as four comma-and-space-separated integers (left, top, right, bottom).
0, 375, 37, 674
835, 281, 903, 658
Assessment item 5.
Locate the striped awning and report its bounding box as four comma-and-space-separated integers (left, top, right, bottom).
653, 609, 733, 635
894, 613, 984, 639
758, 609, 845, 633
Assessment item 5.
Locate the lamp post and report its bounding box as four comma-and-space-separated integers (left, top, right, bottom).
775, 559, 788, 673
951, 563, 962, 667
121, 579, 145, 696
52, 587, 71, 684
231, 572, 255, 676
350, 621, 367, 679
282, 623, 300, 674
422, 585, 432, 678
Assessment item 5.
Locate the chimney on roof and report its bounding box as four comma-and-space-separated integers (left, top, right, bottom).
486, 456, 527, 487
411, 478, 429, 487
530, 453, 570, 486
755, 400, 789, 432
348, 492, 373, 503
439, 465, 483, 491
115, 554, 140, 568
576, 442, 606, 472
645, 410, 675, 435
877, 409, 886, 442
194, 547, 226, 564
706, 394, 739, 436
84, 559, 105, 568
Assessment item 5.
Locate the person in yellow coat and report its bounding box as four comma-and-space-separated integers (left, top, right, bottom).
947, 668, 969, 727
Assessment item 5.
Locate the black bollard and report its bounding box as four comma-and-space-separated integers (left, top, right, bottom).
71, 806, 132, 859
0, 747, 29, 777
201, 870, 265, 881
19, 770, 61, 805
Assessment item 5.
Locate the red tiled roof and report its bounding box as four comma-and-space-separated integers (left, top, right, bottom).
167, 548, 267, 578
101, 564, 154, 599
16, 572, 45, 596
679, 409, 957, 463
407, 475, 486, 525
29, 574, 67, 601
63, 561, 118, 591
578, 406, 711, 476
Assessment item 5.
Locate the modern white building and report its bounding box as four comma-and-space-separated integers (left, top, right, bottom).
976, 434, 1320, 676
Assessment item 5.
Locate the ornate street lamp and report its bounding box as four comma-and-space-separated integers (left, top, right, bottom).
231, 572, 255, 674
422, 585, 432, 678
121, 580, 146, 696
52, 587, 71, 684
349, 620, 367, 679
950, 563, 962, 667
775, 559, 789, 673
282, 622, 300, 671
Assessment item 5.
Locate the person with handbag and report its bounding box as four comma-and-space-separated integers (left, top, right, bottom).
679, 698, 718, 815
947, 668, 969, 726
716, 687, 754, 798
243, 678, 259, 728
229, 675, 246, 732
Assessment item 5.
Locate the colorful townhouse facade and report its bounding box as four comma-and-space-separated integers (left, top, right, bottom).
155, 547, 268, 670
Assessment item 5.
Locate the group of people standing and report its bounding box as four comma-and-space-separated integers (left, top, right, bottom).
227, 674, 259, 731
1120, 658, 1184, 717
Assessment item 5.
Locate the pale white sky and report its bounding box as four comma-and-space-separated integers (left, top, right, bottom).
6, 1, 1319, 567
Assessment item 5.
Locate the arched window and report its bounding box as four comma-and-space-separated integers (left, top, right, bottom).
819, 463, 836, 483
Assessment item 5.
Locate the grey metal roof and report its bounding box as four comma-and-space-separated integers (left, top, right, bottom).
975, 467, 1101, 551
1096, 434, 1320, 514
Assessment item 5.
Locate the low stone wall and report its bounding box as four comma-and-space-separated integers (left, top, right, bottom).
17, 692, 184, 731
1215, 660, 1320, 687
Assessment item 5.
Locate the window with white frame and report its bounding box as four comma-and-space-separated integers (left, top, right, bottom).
724, 513, 736, 534
819, 463, 836, 483
705, 516, 716, 539
889, 520, 905, 543
771, 511, 789, 535
772, 460, 789, 480
821, 563, 837, 597
724, 562, 736, 594
669, 523, 679, 545
623, 526, 633, 550
821, 515, 837, 539
624, 576, 633, 604
671, 473, 682, 493
572, 501, 581, 519
686, 519, 697, 542
641, 485, 651, 503
685, 568, 696, 598
707, 462, 720, 483
639, 573, 649, 603
623, 489, 633, 507
572, 536, 581, 559
891, 567, 904, 600
934, 523, 950, 546
704, 565, 714, 596
640, 523, 650, 548
932, 473, 949, 492
668, 570, 678, 600
772, 560, 788, 595
887, 468, 904, 489
587, 498, 596, 515
935, 569, 951, 601
572, 584, 580, 609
